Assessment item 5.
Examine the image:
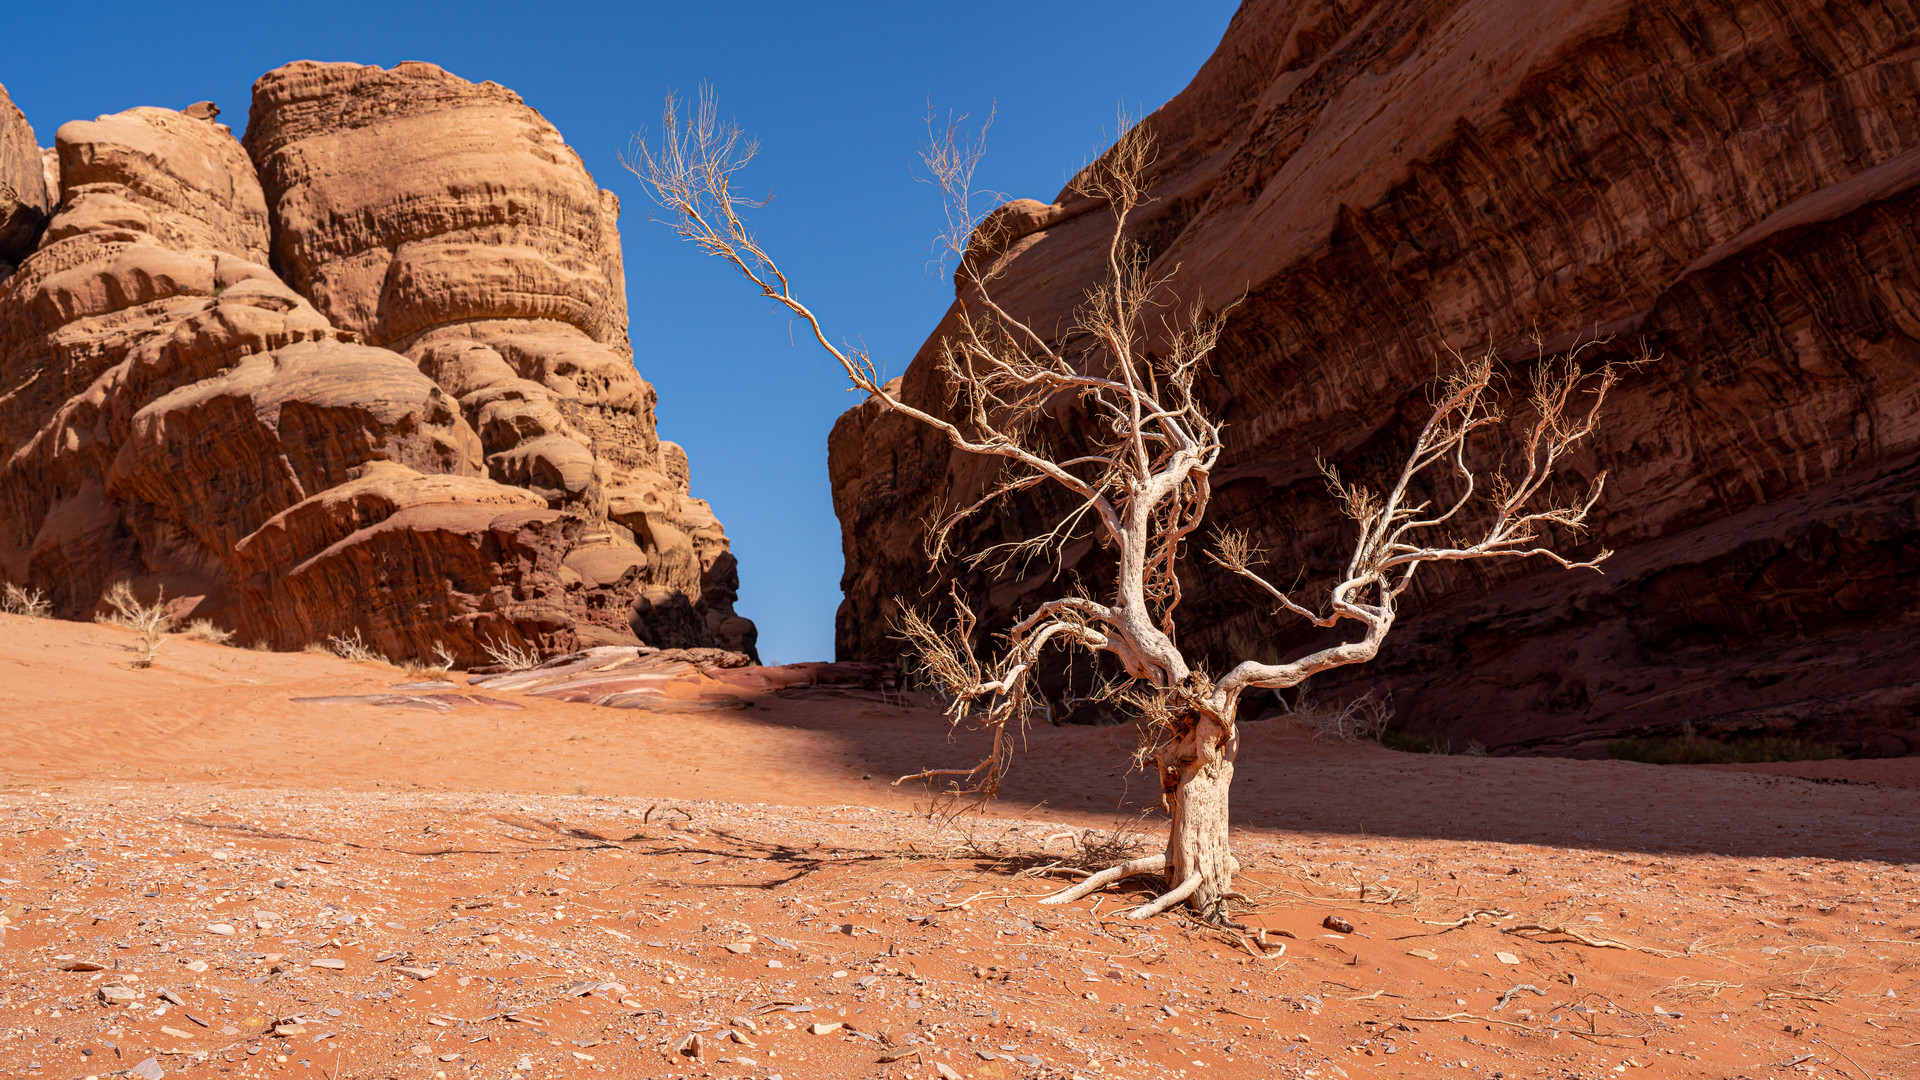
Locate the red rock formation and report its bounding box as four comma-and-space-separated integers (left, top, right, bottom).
0, 64, 754, 663
0, 83, 48, 269
830, 0, 1920, 754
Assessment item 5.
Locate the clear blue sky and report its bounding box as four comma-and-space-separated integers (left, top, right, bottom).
1, 0, 1239, 664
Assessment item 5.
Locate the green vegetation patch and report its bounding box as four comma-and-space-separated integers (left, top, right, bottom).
1605, 735, 1845, 765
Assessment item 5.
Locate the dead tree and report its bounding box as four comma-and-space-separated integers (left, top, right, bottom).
630, 91, 1632, 923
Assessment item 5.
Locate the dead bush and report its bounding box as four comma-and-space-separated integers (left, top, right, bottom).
1280, 689, 1393, 743
481, 636, 541, 672
2, 582, 51, 618
327, 629, 389, 665
97, 581, 172, 668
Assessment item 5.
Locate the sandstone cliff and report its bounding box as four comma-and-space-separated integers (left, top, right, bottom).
0, 64, 754, 663
829, 0, 1920, 754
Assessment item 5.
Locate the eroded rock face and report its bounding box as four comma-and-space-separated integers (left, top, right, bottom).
0, 83, 49, 268
0, 63, 754, 663
829, 0, 1920, 753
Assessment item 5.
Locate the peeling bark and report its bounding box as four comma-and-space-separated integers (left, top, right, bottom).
1151, 711, 1239, 918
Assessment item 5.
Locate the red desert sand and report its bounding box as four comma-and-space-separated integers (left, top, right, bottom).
2, 613, 1916, 1079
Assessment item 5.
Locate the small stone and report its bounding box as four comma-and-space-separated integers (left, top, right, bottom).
935, 1063, 963, 1080
1293, 1034, 1314, 1043
478, 934, 502, 946
98, 984, 138, 1005
672, 1032, 703, 1061
273, 1023, 305, 1036
732, 1016, 760, 1035
766, 959, 783, 968
1495, 952, 1521, 965
310, 958, 346, 970
1406, 949, 1438, 961
809, 1022, 843, 1036
395, 966, 439, 980
158, 989, 186, 1006
1804, 945, 1845, 957
131, 1058, 164, 1080
410, 1044, 432, 1056
1322, 915, 1354, 934
184, 960, 208, 973
160, 1026, 197, 1040
204, 923, 236, 936
438, 1054, 460, 1062
724, 942, 753, 954
57, 959, 107, 971
571, 1052, 595, 1061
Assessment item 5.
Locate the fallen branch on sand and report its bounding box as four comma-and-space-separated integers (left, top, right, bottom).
1417, 908, 1510, 930
1494, 984, 1546, 1011
178, 817, 330, 844
1401, 1012, 1531, 1030
1763, 989, 1841, 1004
1504, 922, 1680, 956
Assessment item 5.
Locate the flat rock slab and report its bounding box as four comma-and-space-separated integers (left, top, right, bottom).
292, 693, 525, 712
465, 651, 894, 715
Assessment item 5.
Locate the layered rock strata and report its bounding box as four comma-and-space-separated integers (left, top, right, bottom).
829, 0, 1920, 753
0, 63, 753, 663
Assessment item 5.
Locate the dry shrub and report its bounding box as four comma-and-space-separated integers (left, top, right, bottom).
929, 814, 1153, 881
401, 642, 459, 680
481, 636, 541, 672
2, 582, 51, 618
327, 629, 389, 665
1280, 688, 1392, 743
96, 581, 172, 668
182, 619, 235, 645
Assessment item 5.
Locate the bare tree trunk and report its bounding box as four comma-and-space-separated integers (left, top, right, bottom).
1152, 712, 1239, 919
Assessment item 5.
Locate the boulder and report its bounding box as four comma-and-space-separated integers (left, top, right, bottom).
829, 0, 1920, 750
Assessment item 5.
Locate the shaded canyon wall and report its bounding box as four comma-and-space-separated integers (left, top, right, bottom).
828, 0, 1920, 754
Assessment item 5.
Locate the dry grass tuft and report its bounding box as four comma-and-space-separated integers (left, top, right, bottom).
2, 582, 51, 618
182, 619, 235, 645
401, 642, 459, 680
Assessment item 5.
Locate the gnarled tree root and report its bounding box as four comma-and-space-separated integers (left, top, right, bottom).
1127, 871, 1204, 920
1038, 854, 1167, 906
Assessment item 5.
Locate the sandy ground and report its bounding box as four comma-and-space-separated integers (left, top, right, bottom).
1, 612, 1916, 1080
